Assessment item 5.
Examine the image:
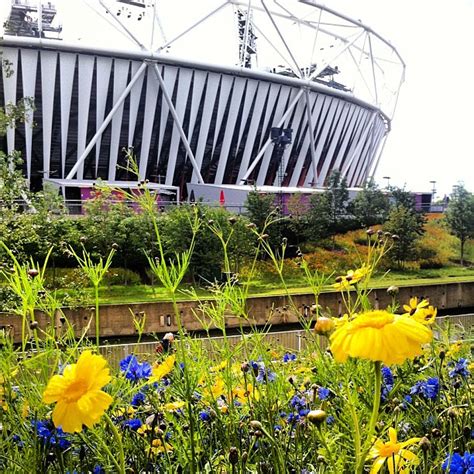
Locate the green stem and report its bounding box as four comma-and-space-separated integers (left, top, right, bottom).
94, 283, 100, 347
346, 384, 361, 470
356, 360, 381, 474
316, 425, 337, 471
104, 413, 125, 474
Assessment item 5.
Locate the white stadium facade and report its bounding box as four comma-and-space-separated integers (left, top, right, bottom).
0, 0, 405, 204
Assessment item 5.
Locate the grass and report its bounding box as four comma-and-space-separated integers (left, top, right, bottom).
54, 265, 474, 305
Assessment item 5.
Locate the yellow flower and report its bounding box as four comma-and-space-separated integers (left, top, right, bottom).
333, 265, 371, 290
412, 305, 437, 325
164, 401, 185, 411
150, 354, 175, 382
370, 427, 420, 474
209, 361, 227, 373
403, 297, 429, 317
149, 438, 173, 454
42, 350, 113, 433
329, 310, 432, 365
446, 341, 463, 358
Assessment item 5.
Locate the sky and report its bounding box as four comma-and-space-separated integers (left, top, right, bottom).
1, 0, 473, 197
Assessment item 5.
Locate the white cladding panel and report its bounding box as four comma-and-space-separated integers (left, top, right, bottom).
0, 46, 388, 192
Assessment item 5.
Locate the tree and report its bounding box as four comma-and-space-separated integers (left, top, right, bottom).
445, 183, 474, 265
383, 205, 422, 267
351, 179, 390, 227
305, 170, 353, 244
244, 188, 276, 232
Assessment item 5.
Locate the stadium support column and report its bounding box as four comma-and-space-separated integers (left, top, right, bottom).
66, 61, 147, 180
150, 62, 204, 184
304, 88, 318, 187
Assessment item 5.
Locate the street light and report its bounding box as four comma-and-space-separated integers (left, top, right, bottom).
430, 179, 436, 201
383, 176, 391, 188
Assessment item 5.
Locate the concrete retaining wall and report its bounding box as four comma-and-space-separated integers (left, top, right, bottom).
1, 281, 473, 343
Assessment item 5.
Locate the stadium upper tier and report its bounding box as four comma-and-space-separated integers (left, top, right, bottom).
0, 1, 404, 196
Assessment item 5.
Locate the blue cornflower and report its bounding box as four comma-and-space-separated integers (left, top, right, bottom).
317, 387, 330, 401
410, 377, 439, 400
131, 391, 146, 407
256, 365, 276, 384
12, 435, 24, 448
93, 466, 105, 474
199, 410, 211, 422
290, 395, 306, 410
274, 424, 282, 432
287, 413, 300, 425
442, 451, 474, 473
283, 353, 297, 363
326, 415, 335, 425
449, 359, 470, 379
33, 420, 70, 450
381, 366, 394, 402
122, 418, 142, 431
119, 355, 152, 383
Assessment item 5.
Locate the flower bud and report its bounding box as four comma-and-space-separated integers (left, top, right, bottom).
314, 317, 335, 336
366, 228, 374, 236
241, 451, 248, 463
29, 321, 39, 330
228, 216, 237, 225
241, 362, 250, 373
386, 285, 399, 296
27, 268, 39, 278
259, 233, 269, 240
439, 350, 446, 360
246, 222, 256, 229
249, 420, 262, 431
431, 428, 441, 438
111, 242, 119, 250
307, 409, 327, 426
391, 234, 400, 241
419, 436, 431, 452
229, 447, 239, 465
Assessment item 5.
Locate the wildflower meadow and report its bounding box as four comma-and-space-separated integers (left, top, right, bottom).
0, 183, 472, 473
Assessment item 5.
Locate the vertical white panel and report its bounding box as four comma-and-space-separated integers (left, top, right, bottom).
316, 101, 351, 186
235, 79, 257, 153
138, 66, 159, 178
108, 59, 130, 181
165, 68, 193, 185
256, 85, 292, 185
289, 94, 327, 186
331, 105, 361, 172
59, 52, 76, 178
192, 72, 219, 183
157, 65, 178, 160
95, 57, 113, 175
311, 99, 341, 187
21, 49, 38, 180
128, 61, 145, 147
1, 48, 18, 154
273, 92, 313, 186
236, 81, 270, 182
257, 83, 281, 149
338, 109, 370, 175
77, 55, 95, 180
187, 70, 207, 143
211, 75, 234, 156
40, 51, 57, 178
214, 77, 246, 184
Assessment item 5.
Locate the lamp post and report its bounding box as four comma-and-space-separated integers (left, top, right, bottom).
382, 176, 391, 188
429, 180, 436, 199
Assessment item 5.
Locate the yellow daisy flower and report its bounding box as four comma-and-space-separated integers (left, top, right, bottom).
42, 350, 113, 433
329, 310, 432, 366
150, 354, 175, 382
164, 401, 185, 411
370, 427, 420, 474
412, 305, 437, 325
402, 297, 429, 317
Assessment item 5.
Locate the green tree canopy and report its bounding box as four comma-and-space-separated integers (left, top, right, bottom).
445, 183, 474, 265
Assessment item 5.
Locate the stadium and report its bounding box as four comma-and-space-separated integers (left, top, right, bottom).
0, 0, 405, 206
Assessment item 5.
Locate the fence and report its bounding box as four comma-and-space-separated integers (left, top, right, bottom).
99, 314, 473, 368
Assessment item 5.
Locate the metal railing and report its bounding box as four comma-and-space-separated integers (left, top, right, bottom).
99, 314, 473, 368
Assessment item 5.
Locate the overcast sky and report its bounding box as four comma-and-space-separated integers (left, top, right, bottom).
2, 0, 473, 197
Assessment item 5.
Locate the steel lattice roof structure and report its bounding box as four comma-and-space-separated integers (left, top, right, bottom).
0, 0, 405, 199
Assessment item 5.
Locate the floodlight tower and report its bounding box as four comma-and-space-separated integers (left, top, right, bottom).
4, 0, 61, 39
